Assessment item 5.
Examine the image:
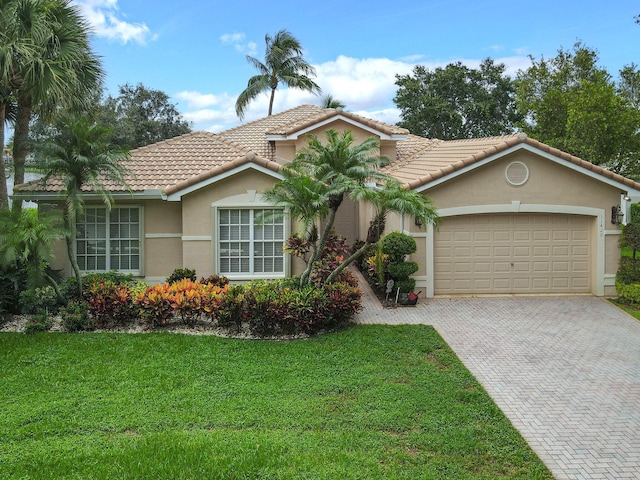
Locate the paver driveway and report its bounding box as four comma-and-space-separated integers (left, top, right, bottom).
355, 290, 640, 480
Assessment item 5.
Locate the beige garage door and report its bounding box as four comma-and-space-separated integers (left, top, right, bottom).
434, 214, 592, 295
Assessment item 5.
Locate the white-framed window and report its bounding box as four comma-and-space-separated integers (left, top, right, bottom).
76, 206, 142, 274
218, 208, 285, 276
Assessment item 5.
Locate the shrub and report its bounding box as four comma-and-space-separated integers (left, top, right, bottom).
135, 279, 228, 327
387, 261, 419, 279
216, 284, 245, 331
322, 282, 364, 326
19, 286, 60, 315
0, 265, 27, 315
309, 232, 357, 285
24, 312, 53, 334
615, 281, 640, 305
381, 232, 416, 262
84, 280, 139, 328
199, 275, 229, 288
365, 247, 388, 287
166, 268, 197, 284
59, 276, 81, 303
631, 203, 640, 224
241, 279, 362, 337
616, 257, 640, 284
61, 301, 93, 332
395, 278, 416, 293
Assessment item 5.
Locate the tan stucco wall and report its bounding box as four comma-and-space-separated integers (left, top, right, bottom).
181, 170, 279, 236
275, 141, 295, 163
425, 151, 621, 211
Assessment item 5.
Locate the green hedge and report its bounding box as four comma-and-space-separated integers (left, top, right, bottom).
615, 281, 640, 304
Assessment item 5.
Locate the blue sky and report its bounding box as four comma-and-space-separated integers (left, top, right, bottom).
72, 0, 639, 133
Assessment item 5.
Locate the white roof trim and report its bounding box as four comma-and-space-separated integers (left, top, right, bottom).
413, 143, 640, 196
13, 189, 165, 202
265, 114, 407, 141
164, 163, 283, 201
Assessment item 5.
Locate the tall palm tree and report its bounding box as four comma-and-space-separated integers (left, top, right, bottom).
264, 129, 439, 286
1, 0, 103, 214
0, 89, 14, 209
37, 115, 131, 297
235, 29, 321, 120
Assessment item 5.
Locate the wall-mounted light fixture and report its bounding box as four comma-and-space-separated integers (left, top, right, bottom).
414, 217, 423, 228
623, 194, 631, 202
611, 205, 624, 225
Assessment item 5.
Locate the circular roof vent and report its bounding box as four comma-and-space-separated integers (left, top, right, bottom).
505, 161, 529, 186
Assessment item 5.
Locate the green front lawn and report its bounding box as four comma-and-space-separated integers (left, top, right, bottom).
0, 325, 552, 479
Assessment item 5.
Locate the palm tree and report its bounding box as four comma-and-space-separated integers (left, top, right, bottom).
1, 0, 103, 215
0, 207, 66, 302
235, 29, 321, 119
320, 94, 346, 109
37, 115, 131, 297
264, 129, 438, 286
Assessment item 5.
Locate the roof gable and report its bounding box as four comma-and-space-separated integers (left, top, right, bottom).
265, 107, 409, 141
384, 133, 640, 194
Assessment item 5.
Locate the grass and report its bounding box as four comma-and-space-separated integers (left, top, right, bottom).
0, 325, 552, 479
609, 298, 640, 321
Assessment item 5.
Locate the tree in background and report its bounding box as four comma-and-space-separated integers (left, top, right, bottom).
235, 29, 321, 119
394, 58, 520, 140
1, 0, 103, 214
36, 115, 131, 297
97, 83, 192, 149
320, 94, 346, 109
514, 43, 640, 177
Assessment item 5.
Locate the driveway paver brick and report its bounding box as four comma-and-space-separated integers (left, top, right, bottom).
354, 276, 640, 480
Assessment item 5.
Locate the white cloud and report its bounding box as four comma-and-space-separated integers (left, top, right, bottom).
72, 0, 155, 45
220, 33, 245, 44
174, 91, 233, 110
177, 54, 531, 132
221, 32, 258, 56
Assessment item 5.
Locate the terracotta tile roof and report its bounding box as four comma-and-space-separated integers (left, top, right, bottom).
267, 107, 409, 138
385, 133, 640, 191
18, 131, 280, 194
218, 104, 326, 159
15, 106, 640, 196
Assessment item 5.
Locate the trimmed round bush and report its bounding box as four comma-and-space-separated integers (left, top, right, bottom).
387, 261, 419, 279
381, 232, 416, 262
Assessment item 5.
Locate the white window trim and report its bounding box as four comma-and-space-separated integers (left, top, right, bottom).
75, 205, 144, 276
211, 192, 290, 281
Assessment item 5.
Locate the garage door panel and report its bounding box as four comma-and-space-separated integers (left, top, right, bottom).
533, 231, 551, 241
532, 278, 551, 289
533, 261, 550, 272
513, 262, 531, 272
435, 214, 592, 295
513, 278, 532, 289
572, 245, 589, 256
494, 261, 511, 272
553, 245, 569, 256
474, 231, 491, 241
454, 231, 472, 242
